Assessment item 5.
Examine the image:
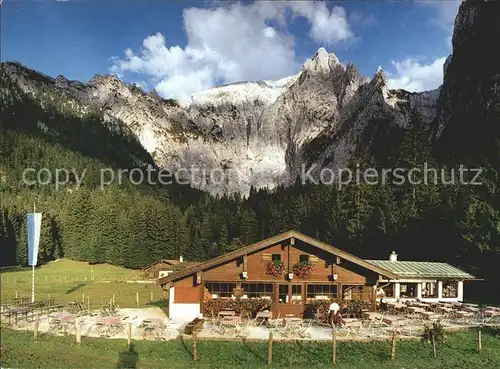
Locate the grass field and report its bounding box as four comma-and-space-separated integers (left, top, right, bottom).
1, 328, 499, 369
0, 260, 165, 309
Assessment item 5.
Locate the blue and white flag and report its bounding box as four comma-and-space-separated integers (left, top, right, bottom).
27, 213, 42, 266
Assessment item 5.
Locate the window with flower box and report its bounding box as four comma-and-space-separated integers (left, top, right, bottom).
299, 255, 310, 263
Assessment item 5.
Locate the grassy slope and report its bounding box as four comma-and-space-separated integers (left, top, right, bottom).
0, 260, 164, 309
1, 328, 499, 369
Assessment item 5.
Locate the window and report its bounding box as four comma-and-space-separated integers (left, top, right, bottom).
272, 254, 281, 262
399, 283, 417, 298
299, 255, 310, 263
442, 281, 458, 298
241, 283, 273, 299
291, 285, 302, 304
307, 284, 338, 301
421, 282, 438, 298
205, 282, 236, 298
342, 285, 363, 301
381, 284, 394, 298
278, 285, 289, 304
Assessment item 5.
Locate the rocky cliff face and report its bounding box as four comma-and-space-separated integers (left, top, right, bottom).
4, 0, 495, 195
432, 0, 500, 166
0, 48, 439, 195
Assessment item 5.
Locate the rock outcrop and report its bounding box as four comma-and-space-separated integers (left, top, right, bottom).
1, 46, 440, 195
432, 0, 500, 165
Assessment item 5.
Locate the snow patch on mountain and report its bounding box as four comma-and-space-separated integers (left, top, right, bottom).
187, 73, 299, 108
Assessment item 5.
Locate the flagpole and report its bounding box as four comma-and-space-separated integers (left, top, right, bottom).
31, 202, 36, 303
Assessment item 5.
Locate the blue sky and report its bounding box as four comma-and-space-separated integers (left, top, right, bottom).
2, 1, 461, 101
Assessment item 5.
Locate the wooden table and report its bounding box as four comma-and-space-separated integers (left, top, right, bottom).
420, 311, 441, 320
96, 316, 123, 336
283, 317, 302, 325
455, 311, 474, 318
382, 316, 404, 326
363, 312, 383, 320
218, 310, 236, 317
406, 307, 426, 314
1, 307, 32, 325
256, 311, 272, 326
483, 310, 500, 317
463, 306, 480, 313
343, 318, 362, 328
221, 316, 242, 326
49, 312, 77, 334
436, 306, 453, 314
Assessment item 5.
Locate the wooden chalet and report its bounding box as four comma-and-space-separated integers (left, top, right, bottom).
142, 257, 200, 279
157, 230, 476, 321
142, 259, 180, 279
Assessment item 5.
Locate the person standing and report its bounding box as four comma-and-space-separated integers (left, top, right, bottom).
329, 300, 340, 326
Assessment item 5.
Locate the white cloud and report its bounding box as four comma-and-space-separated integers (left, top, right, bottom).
110, 1, 354, 103
288, 2, 353, 45
419, 0, 461, 45
421, 0, 461, 30
387, 56, 447, 92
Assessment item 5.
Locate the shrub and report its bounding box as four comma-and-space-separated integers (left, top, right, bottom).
422, 321, 445, 344
202, 298, 271, 318
304, 300, 369, 320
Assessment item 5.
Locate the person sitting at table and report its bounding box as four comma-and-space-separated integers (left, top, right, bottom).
379, 298, 388, 312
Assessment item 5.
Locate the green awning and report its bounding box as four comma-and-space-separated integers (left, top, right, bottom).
365, 260, 475, 279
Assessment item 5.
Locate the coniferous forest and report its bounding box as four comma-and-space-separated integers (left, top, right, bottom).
1, 70, 499, 303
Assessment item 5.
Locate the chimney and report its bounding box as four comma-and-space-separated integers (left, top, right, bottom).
389, 251, 398, 262
179, 255, 184, 263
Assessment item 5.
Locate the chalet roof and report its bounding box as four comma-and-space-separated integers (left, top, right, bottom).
157, 230, 399, 285
142, 259, 180, 272
365, 260, 476, 280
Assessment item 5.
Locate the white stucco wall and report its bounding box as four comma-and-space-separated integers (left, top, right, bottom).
168, 286, 201, 321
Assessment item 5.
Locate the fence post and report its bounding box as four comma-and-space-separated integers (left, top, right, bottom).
193, 331, 199, 361
391, 331, 397, 360
15, 290, 18, 298
112, 294, 115, 305
150, 291, 153, 302
136, 292, 139, 307
431, 332, 437, 358
82, 293, 85, 303
478, 328, 482, 353
76, 319, 81, 344
33, 314, 40, 339
127, 322, 132, 351
267, 331, 273, 365
87, 296, 90, 311
332, 325, 337, 365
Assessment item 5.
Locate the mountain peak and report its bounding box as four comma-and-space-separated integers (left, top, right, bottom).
302, 48, 340, 76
